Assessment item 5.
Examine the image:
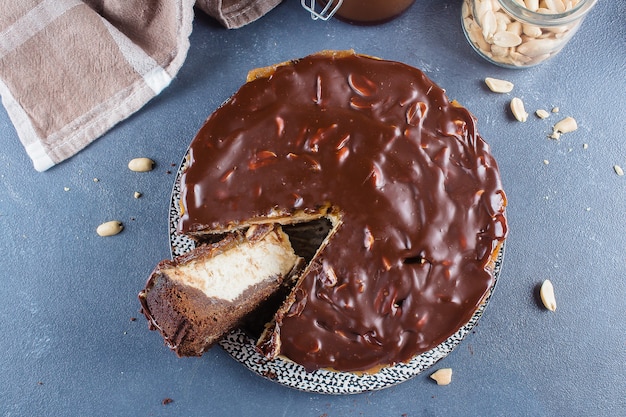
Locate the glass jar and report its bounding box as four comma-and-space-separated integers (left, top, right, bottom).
302, 0, 416, 25
461, 0, 597, 68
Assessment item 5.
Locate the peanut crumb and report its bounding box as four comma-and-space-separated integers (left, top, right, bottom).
430, 368, 453, 385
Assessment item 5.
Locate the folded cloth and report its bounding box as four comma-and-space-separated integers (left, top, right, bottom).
0, 0, 281, 171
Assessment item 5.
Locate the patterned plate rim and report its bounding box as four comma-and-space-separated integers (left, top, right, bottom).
168, 151, 505, 395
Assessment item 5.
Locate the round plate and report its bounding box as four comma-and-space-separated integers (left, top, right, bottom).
168, 153, 505, 394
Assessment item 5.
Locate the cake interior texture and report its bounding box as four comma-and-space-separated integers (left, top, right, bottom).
139, 224, 301, 356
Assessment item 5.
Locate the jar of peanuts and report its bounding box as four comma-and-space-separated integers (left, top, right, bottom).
462, 0, 598, 68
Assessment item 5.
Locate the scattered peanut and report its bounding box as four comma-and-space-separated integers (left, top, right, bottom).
134, 192, 142, 199
614, 165, 624, 176
128, 157, 155, 172
485, 77, 514, 93
553, 116, 578, 134
549, 116, 578, 139
462, 0, 584, 67
510, 97, 529, 122
96, 220, 124, 237
540, 279, 557, 311
535, 109, 550, 119
430, 368, 453, 385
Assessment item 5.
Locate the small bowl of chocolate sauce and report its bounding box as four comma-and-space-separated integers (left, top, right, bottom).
301, 0, 416, 25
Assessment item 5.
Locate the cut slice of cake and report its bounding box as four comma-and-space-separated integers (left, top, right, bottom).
139, 224, 302, 356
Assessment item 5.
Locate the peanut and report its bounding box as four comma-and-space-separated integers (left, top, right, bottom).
492, 31, 523, 47
430, 368, 453, 385
97, 221, 124, 237
553, 116, 578, 134
485, 77, 514, 93
510, 97, 529, 122
540, 279, 557, 311
128, 157, 155, 172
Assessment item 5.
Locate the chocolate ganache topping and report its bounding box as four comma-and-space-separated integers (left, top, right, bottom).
179, 51, 507, 372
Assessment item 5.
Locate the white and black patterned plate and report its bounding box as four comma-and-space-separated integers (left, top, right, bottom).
168, 154, 505, 394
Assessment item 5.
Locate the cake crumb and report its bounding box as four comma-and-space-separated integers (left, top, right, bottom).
262, 369, 277, 380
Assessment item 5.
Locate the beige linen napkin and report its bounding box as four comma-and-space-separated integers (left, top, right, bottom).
0, 0, 281, 171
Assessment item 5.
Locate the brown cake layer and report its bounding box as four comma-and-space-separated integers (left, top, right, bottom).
177, 50, 508, 372
139, 224, 301, 356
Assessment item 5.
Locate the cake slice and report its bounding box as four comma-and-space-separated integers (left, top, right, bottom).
139, 224, 302, 356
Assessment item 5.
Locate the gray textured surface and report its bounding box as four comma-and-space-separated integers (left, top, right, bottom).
1, 1, 625, 416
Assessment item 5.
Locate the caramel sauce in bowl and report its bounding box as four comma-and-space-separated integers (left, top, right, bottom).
309, 0, 416, 24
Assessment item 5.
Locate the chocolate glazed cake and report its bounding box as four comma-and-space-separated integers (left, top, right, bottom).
145, 50, 508, 373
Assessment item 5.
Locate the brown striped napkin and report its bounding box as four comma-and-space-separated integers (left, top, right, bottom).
0, 0, 281, 171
